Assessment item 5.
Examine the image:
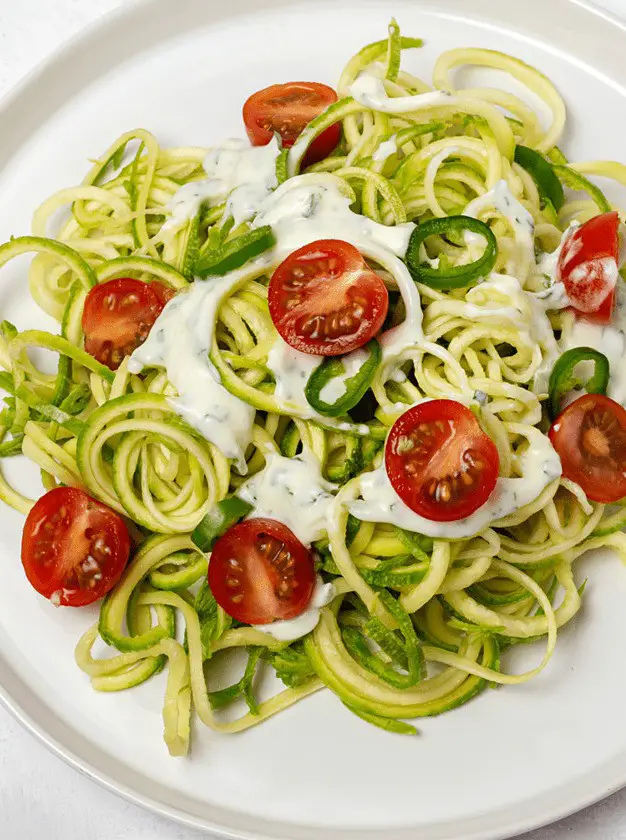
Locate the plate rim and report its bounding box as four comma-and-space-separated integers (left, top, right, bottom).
1, 0, 626, 838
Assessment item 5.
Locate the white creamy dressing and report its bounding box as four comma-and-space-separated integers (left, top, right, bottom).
163, 137, 280, 232
238, 451, 335, 545
266, 340, 322, 417
464, 273, 531, 327
561, 281, 626, 406
465, 180, 535, 275
350, 74, 456, 113
536, 222, 578, 286
318, 348, 370, 403
252, 177, 414, 258
372, 135, 398, 163
463, 188, 579, 392
128, 271, 257, 472
349, 426, 562, 540
369, 244, 425, 363
163, 180, 225, 234
463, 272, 561, 391
252, 575, 336, 641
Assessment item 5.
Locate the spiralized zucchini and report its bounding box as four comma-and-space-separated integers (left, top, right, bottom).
1, 22, 625, 757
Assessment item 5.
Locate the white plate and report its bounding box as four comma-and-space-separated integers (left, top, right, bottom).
2, 0, 626, 838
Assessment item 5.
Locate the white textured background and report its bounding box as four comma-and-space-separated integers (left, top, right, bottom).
1, 1, 626, 838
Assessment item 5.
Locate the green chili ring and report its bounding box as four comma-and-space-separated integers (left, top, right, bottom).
305, 341, 381, 418
514, 145, 564, 212
405, 216, 498, 290
548, 347, 610, 420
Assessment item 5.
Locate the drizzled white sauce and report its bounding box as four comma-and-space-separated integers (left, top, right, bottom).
164, 180, 225, 234
536, 222, 579, 287
561, 280, 626, 406
252, 177, 414, 257
266, 340, 322, 417
349, 426, 561, 539
464, 272, 562, 393
370, 244, 425, 364
471, 273, 559, 347
465, 180, 535, 274
464, 273, 530, 327
238, 451, 335, 545
128, 273, 256, 472
252, 576, 335, 641
318, 348, 370, 403
164, 138, 280, 231
372, 135, 398, 163
350, 74, 455, 113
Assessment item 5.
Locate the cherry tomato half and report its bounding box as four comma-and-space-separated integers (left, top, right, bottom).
385, 400, 500, 522
558, 211, 620, 324
21, 486, 130, 607
268, 239, 389, 356
549, 392, 626, 503
243, 81, 340, 168
208, 518, 316, 625
82, 278, 174, 370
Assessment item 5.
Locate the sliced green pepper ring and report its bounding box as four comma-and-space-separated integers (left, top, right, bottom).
514, 145, 565, 212
191, 497, 253, 552
548, 347, 610, 420
305, 340, 382, 418
194, 225, 276, 278
405, 215, 498, 290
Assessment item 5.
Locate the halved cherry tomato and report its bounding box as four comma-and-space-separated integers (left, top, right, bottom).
549, 393, 626, 503
208, 518, 316, 624
268, 239, 389, 356
82, 278, 173, 370
385, 400, 500, 522
558, 211, 620, 324
243, 81, 340, 168
21, 487, 130, 607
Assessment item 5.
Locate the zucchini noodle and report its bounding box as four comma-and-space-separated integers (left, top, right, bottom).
2, 22, 625, 757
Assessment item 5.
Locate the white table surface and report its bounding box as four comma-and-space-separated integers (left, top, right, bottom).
2, 0, 626, 838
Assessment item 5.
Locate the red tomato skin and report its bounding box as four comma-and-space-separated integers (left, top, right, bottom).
208, 518, 316, 625
268, 239, 389, 356
149, 281, 176, 308
558, 211, 620, 324
243, 81, 340, 167
577, 287, 616, 325
82, 277, 171, 370
549, 393, 626, 503
21, 487, 130, 607
385, 400, 500, 522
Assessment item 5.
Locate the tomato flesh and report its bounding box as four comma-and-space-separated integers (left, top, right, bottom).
243, 81, 340, 168
268, 239, 389, 356
208, 518, 316, 624
385, 400, 500, 522
549, 393, 626, 503
558, 211, 620, 324
82, 278, 173, 370
21, 487, 130, 606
